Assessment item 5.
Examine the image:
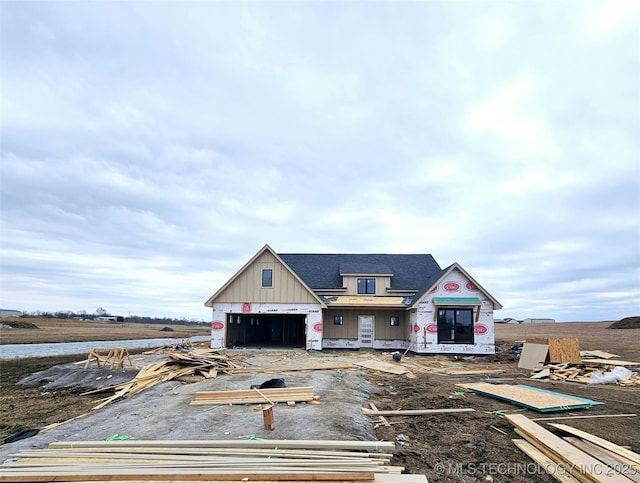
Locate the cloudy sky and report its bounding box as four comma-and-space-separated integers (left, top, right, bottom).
1, 1, 638, 322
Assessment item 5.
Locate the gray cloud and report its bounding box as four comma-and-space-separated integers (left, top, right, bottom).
1, 1, 638, 321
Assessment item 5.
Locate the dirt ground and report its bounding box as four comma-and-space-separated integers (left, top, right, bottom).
0, 321, 639, 482
0, 318, 210, 344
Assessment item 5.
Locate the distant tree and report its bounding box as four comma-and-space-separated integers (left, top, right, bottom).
96, 307, 107, 316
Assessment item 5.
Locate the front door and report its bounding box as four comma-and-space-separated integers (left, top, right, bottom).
358, 315, 374, 348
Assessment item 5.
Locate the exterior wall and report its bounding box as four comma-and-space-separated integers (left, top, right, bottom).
321, 308, 409, 350
342, 276, 392, 295
210, 302, 323, 350
413, 269, 496, 354
213, 251, 318, 304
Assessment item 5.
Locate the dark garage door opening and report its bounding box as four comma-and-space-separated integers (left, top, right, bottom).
226, 314, 306, 348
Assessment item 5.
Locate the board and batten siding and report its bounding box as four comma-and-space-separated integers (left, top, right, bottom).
323, 308, 407, 340
342, 276, 392, 296
323, 310, 358, 339
212, 251, 317, 304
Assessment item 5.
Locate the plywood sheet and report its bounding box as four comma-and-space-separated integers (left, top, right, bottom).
518, 343, 549, 370
547, 338, 581, 364
465, 383, 601, 412
524, 338, 581, 364
354, 360, 408, 375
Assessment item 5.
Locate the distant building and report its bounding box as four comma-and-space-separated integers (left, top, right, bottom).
0, 309, 22, 318
522, 318, 555, 324
95, 316, 124, 322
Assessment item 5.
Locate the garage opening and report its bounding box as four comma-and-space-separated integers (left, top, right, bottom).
226, 313, 306, 348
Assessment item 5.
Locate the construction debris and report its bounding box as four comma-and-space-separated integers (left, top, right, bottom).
0, 439, 429, 482
518, 338, 581, 370
87, 347, 246, 410
508, 414, 639, 482
529, 361, 640, 386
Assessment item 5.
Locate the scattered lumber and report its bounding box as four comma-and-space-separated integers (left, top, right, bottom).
506, 414, 631, 482
354, 360, 408, 375
462, 383, 601, 412
191, 387, 315, 405
512, 439, 580, 483
529, 361, 640, 386
447, 369, 506, 375
84, 348, 134, 369
90, 348, 246, 410
548, 424, 640, 466
369, 403, 391, 428
563, 438, 640, 483
0, 439, 430, 482
362, 408, 475, 416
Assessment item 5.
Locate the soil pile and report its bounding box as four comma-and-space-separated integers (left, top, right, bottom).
608, 316, 640, 329
2, 320, 39, 329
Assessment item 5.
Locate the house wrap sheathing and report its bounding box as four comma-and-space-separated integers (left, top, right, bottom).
205, 244, 502, 354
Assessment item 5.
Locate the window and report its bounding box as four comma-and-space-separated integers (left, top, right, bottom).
357, 278, 376, 294
333, 315, 343, 325
390, 316, 400, 326
262, 269, 273, 287
436, 308, 474, 344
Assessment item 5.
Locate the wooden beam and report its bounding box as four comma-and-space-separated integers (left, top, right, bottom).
362, 408, 475, 416
49, 440, 396, 451
505, 414, 630, 483
531, 414, 636, 422
512, 439, 580, 483
548, 423, 640, 465
563, 437, 640, 483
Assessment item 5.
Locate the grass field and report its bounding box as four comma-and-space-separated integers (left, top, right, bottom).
0, 317, 210, 344
495, 320, 639, 360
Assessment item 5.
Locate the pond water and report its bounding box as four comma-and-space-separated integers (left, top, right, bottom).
0, 336, 211, 360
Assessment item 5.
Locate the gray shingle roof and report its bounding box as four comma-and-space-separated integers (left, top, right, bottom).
278, 253, 444, 305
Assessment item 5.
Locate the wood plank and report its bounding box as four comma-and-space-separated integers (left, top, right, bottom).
563, 437, 640, 483
530, 368, 551, 379
224, 365, 356, 374
506, 414, 631, 483
361, 408, 475, 416
580, 359, 640, 366
464, 383, 600, 412
191, 387, 314, 405
581, 351, 620, 359
518, 343, 549, 370
578, 440, 640, 473
512, 439, 580, 483
0, 470, 377, 482
354, 360, 407, 375
531, 414, 637, 422
446, 369, 505, 375
48, 440, 396, 451
548, 423, 640, 465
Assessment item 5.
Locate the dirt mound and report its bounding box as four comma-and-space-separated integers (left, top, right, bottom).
3, 321, 39, 329
608, 316, 640, 329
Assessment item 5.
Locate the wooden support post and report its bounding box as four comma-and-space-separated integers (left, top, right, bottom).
262, 404, 275, 430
